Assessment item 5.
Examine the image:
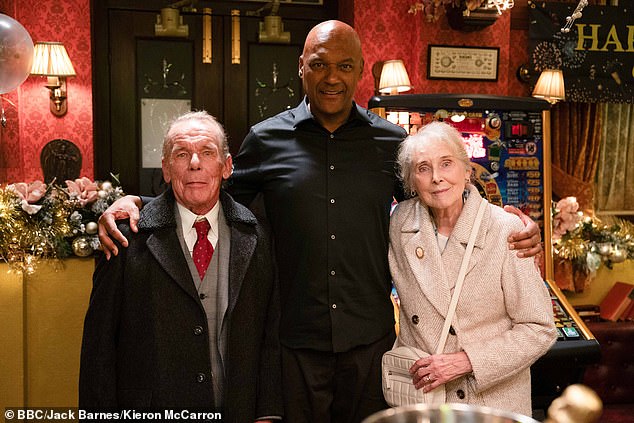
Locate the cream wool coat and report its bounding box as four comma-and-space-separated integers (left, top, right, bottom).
388, 186, 557, 417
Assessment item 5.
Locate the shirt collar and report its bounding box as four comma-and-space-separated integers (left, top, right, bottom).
176, 201, 220, 239
293, 96, 373, 129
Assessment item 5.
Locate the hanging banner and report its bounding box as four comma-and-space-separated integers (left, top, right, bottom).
528, 1, 633, 103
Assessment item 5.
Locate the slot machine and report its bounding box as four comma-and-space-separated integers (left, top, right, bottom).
369, 94, 600, 414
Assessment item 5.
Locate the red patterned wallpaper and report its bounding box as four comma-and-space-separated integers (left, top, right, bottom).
353, 0, 531, 106
0, 0, 92, 183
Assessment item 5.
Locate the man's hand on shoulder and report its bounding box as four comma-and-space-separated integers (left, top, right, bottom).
504, 205, 542, 258
98, 195, 142, 259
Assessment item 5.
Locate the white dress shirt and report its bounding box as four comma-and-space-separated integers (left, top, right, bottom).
176, 201, 220, 256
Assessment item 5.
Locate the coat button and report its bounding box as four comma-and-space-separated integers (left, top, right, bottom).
449, 325, 456, 335
193, 325, 204, 336
196, 373, 206, 383
416, 247, 424, 259
457, 389, 465, 399
412, 315, 419, 325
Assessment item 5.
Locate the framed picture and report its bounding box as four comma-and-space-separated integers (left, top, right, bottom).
427, 45, 499, 81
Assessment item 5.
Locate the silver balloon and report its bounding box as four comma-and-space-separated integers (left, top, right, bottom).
0, 14, 34, 94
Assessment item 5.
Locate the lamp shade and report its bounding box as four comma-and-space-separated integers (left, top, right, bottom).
379, 59, 412, 95
30, 42, 76, 77
532, 69, 565, 104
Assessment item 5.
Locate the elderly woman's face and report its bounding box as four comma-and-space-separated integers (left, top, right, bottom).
412, 138, 471, 213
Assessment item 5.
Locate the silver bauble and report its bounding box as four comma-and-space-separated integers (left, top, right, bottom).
72, 236, 93, 257
586, 252, 601, 273
609, 247, 626, 263
597, 243, 612, 256
85, 221, 98, 235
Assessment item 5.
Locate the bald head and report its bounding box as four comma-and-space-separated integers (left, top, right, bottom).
299, 20, 364, 132
303, 20, 363, 61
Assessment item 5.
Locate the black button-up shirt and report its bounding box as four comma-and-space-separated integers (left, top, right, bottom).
229, 98, 406, 352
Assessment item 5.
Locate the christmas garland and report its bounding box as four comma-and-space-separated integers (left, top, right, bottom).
0, 177, 124, 274
552, 197, 634, 276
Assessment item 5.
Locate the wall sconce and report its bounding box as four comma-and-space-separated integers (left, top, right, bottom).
516, 64, 531, 83
30, 42, 76, 117
378, 60, 412, 95
532, 69, 565, 104
251, 0, 290, 44
258, 15, 290, 43
155, 7, 189, 37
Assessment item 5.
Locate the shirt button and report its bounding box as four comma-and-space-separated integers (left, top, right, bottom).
412, 315, 419, 325
330, 270, 336, 276
456, 389, 465, 399
330, 234, 336, 240
193, 325, 204, 336
196, 373, 207, 383
329, 165, 335, 170
449, 325, 456, 335
330, 198, 335, 204
332, 304, 337, 309
329, 134, 335, 139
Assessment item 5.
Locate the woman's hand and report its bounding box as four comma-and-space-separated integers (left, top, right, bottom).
410, 351, 473, 392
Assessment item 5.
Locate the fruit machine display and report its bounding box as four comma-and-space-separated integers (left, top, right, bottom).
369, 94, 600, 414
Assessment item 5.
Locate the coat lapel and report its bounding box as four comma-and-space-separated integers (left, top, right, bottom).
227, 227, 256, 316
138, 189, 199, 301
400, 200, 451, 317
220, 191, 258, 317
441, 186, 489, 282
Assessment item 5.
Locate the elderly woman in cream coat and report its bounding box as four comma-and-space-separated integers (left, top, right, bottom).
388, 121, 557, 417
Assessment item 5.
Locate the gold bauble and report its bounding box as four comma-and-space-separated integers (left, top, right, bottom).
72, 236, 93, 257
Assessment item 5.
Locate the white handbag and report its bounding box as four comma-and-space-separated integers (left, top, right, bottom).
382, 198, 487, 407
382, 345, 446, 406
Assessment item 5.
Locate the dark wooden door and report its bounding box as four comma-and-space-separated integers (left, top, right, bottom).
92, 1, 337, 196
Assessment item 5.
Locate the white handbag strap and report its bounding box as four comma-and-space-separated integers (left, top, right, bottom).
435, 198, 487, 355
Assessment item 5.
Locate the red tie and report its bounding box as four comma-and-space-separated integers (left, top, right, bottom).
193, 219, 214, 280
